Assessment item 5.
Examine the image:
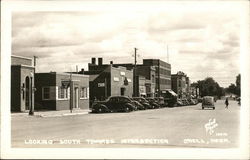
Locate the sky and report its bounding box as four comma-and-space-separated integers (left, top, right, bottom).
11, 1, 242, 87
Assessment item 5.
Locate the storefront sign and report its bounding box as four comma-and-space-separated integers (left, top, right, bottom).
114, 77, 119, 82
98, 83, 105, 87
120, 72, 125, 76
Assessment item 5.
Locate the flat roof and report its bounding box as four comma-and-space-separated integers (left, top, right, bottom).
11, 55, 32, 60
36, 72, 89, 77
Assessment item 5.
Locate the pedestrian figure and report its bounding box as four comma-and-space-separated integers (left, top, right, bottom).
225, 98, 229, 109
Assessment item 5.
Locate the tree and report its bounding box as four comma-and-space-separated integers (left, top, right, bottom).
225, 74, 241, 96
197, 77, 224, 98
227, 83, 237, 95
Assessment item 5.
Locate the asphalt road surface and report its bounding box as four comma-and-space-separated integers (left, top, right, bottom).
11, 100, 240, 148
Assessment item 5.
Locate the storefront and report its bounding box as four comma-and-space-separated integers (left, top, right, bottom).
35, 72, 89, 111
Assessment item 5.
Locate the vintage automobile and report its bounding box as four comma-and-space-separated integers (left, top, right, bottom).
132, 100, 146, 110
202, 96, 215, 110
160, 89, 178, 107
181, 99, 189, 106
132, 97, 152, 109
154, 97, 167, 107
91, 96, 137, 113
176, 99, 184, 106
145, 97, 161, 109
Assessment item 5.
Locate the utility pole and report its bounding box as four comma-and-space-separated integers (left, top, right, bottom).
167, 45, 169, 63
134, 48, 138, 97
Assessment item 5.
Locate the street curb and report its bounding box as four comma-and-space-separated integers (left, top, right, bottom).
38, 112, 90, 118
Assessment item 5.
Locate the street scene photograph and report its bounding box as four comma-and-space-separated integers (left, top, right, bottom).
5, 0, 248, 157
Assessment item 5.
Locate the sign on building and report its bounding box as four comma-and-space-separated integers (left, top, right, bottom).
98, 83, 105, 87
61, 81, 70, 88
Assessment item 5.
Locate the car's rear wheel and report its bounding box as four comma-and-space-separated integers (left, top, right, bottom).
213, 107, 215, 110
202, 107, 204, 110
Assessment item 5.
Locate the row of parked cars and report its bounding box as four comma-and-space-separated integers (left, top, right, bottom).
91, 96, 199, 113
176, 98, 199, 106
91, 96, 170, 113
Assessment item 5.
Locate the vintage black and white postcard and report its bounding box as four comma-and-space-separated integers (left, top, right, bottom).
1, 0, 249, 159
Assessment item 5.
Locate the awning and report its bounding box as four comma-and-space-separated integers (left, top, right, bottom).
161, 89, 177, 96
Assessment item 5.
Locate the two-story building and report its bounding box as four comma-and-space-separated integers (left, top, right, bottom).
171, 71, 190, 99
84, 58, 133, 105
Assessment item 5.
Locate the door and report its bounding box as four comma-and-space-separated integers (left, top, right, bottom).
120, 87, 126, 96
74, 87, 79, 108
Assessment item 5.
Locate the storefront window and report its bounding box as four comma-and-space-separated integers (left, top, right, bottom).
80, 87, 88, 99
59, 87, 68, 99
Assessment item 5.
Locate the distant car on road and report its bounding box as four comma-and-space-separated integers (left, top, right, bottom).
202, 96, 215, 110
91, 96, 137, 113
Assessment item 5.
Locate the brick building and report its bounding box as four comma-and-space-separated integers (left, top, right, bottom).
35, 72, 89, 111
113, 59, 171, 97
143, 59, 171, 96
171, 71, 190, 99
112, 63, 156, 97
85, 58, 133, 104
11, 55, 35, 112
190, 83, 199, 98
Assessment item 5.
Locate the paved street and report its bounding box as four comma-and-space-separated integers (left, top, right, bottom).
11, 100, 240, 148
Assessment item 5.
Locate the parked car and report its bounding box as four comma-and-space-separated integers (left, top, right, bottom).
176, 99, 184, 106
132, 97, 152, 109
145, 97, 161, 109
154, 97, 167, 107
133, 100, 146, 110
202, 96, 215, 110
181, 99, 189, 106
160, 89, 177, 107
188, 99, 197, 105
91, 96, 137, 113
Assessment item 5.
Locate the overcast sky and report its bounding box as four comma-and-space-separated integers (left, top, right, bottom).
12, 2, 241, 87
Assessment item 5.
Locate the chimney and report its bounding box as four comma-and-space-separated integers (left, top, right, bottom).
91, 57, 96, 65
98, 57, 103, 65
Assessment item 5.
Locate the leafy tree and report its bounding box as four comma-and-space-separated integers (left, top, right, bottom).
225, 74, 241, 96
197, 77, 224, 98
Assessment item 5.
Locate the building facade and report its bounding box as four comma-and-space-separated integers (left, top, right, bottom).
190, 83, 199, 98
35, 72, 89, 111
11, 55, 35, 112
142, 59, 171, 96
171, 71, 190, 99
86, 58, 133, 104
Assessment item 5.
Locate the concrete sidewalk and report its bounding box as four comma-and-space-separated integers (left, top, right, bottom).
11, 109, 90, 118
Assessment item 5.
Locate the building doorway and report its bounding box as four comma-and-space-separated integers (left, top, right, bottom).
120, 87, 126, 96
25, 76, 30, 110
74, 87, 79, 108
